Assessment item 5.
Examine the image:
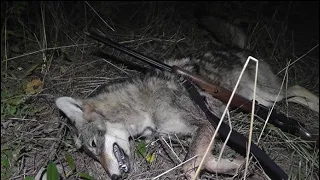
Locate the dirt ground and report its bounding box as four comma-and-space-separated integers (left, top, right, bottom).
1, 2, 319, 180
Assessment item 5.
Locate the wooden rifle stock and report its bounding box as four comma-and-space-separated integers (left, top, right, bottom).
172, 66, 253, 111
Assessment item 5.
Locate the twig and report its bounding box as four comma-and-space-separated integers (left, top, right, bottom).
160, 136, 182, 163
277, 44, 319, 75
192, 56, 259, 179
85, 1, 115, 31
3, 44, 91, 62
152, 155, 198, 180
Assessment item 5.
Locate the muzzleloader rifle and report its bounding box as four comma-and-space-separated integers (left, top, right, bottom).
85, 28, 317, 180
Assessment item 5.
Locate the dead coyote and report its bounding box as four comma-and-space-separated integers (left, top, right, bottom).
55, 16, 319, 179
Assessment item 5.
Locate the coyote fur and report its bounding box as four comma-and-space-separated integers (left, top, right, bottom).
55, 16, 319, 179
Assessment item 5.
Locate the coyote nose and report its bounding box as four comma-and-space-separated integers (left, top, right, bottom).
111, 174, 121, 180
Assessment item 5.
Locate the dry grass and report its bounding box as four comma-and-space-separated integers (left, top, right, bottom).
1, 1, 318, 180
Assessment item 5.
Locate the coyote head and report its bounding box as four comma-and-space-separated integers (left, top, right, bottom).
55, 97, 130, 180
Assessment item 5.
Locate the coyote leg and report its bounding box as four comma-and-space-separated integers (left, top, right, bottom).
286, 85, 319, 113
182, 123, 242, 179
204, 155, 243, 175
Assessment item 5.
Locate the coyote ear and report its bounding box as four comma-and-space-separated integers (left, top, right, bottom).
82, 102, 101, 122
55, 97, 85, 128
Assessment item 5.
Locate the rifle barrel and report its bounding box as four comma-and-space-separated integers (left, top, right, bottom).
87, 29, 172, 72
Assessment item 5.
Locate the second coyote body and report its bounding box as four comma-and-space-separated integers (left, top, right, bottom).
55, 16, 319, 179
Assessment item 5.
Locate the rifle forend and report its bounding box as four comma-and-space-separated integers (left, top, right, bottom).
172, 66, 253, 111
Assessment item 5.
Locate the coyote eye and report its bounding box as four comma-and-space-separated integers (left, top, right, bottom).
91, 139, 97, 148
98, 130, 105, 136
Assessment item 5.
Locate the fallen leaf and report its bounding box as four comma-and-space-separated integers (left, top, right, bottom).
64, 152, 76, 172
77, 172, 94, 180
136, 141, 147, 157
146, 152, 156, 163
47, 161, 59, 180
24, 176, 34, 180
60, 65, 67, 74
25, 79, 43, 95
